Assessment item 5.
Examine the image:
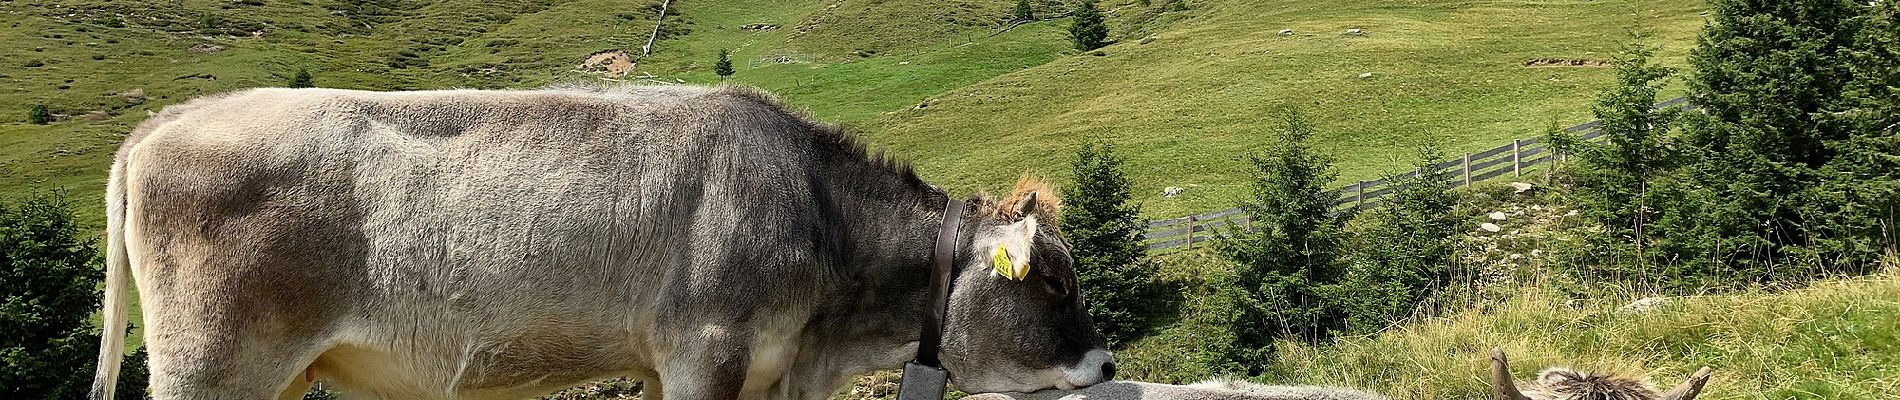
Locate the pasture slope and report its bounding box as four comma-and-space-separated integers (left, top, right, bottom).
0, 0, 1066, 226
2, 0, 1709, 223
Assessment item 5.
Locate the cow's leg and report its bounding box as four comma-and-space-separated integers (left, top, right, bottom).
655, 327, 752, 400
140, 280, 330, 400
144, 318, 328, 400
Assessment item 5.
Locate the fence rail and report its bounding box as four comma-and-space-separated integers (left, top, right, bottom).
1141, 96, 1693, 252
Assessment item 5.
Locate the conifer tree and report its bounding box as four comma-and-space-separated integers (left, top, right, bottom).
1061, 141, 1157, 346
1216, 109, 1350, 370
288, 68, 314, 88
714, 49, 735, 79
1068, 0, 1109, 51
1015, 0, 1036, 22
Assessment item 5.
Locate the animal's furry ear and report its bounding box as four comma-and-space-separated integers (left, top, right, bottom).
1002, 176, 1060, 220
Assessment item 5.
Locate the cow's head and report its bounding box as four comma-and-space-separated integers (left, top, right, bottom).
1490, 348, 1713, 400
941, 179, 1114, 393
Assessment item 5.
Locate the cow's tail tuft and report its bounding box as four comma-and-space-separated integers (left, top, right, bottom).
90, 159, 132, 400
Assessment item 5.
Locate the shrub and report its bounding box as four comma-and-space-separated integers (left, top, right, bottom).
288, 68, 314, 88
1061, 141, 1167, 347
1215, 109, 1352, 372
1068, 0, 1109, 51
0, 193, 147, 399
1014, 0, 1035, 22
714, 49, 734, 79
1547, 43, 1684, 282
28, 104, 52, 124
1330, 149, 1468, 336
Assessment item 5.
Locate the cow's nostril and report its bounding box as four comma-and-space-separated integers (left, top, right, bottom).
1100, 361, 1117, 382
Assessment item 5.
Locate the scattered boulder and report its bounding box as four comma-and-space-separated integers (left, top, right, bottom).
1162, 187, 1186, 197
1357, 72, 1375, 79
1345, 28, 1364, 36
118, 88, 145, 105
1479, 223, 1502, 233
1488, 211, 1509, 221
1510, 181, 1534, 193
188, 43, 226, 54
1278, 28, 1294, 36
739, 23, 778, 30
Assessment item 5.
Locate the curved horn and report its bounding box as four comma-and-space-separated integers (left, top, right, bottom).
1660, 367, 1712, 400
1490, 348, 1531, 400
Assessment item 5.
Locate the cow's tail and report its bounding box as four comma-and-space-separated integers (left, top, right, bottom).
90, 157, 132, 400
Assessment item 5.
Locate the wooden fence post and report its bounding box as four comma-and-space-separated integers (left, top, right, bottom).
1512, 139, 1522, 177
1462, 152, 1472, 187
1183, 216, 1197, 250
1356, 180, 1366, 206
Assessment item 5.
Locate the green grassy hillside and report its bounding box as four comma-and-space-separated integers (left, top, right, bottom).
869, 0, 1709, 218
0, 0, 1065, 226
1261, 273, 1900, 399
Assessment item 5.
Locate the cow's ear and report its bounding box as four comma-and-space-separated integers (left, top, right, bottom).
1013, 191, 1039, 220
984, 215, 1036, 280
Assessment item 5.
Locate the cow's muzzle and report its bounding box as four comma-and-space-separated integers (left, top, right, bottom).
1058, 349, 1117, 390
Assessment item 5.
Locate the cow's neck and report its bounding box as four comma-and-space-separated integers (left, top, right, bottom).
804, 154, 966, 390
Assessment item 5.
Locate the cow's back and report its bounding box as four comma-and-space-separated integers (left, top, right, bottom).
119, 86, 836, 399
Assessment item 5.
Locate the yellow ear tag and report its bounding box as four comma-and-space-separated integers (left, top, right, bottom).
991, 247, 1026, 280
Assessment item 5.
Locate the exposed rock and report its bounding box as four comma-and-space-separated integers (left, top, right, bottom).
1488, 211, 1509, 221
1511, 181, 1535, 193
118, 88, 145, 105
80, 110, 111, 121
1479, 222, 1502, 233
188, 43, 225, 54
1162, 187, 1185, 197
739, 23, 779, 30
1278, 28, 1294, 36
579, 49, 635, 77
1619, 296, 1675, 314
1345, 28, 1364, 36
1357, 72, 1374, 79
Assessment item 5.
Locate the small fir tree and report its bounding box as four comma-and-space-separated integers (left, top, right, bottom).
1331, 148, 1465, 336
714, 49, 735, 79
1068, 0, 1109, 51
1555, 43, 1683, 278
1216, 109, 1351, 372
1060, 141, 1160, 347
28, 104, 52, 124
288, 68, 314, 88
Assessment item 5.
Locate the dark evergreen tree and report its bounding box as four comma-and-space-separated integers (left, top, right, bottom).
1331, 148, 1465, 336
28, 104, 51, 124
1, 194, 147, 399
1014, 0, 1036, 22
1549, 43, 1683, 277
1068, 0, 1109, 51
288, 68, 315, 88
1215, 109, 1351, 371
714, 49, 735, 79
1655, 0, 1877, 286
1060, 141, 1159, 347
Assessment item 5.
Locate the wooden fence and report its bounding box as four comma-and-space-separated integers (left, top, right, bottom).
1141, 96, 1692, 251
